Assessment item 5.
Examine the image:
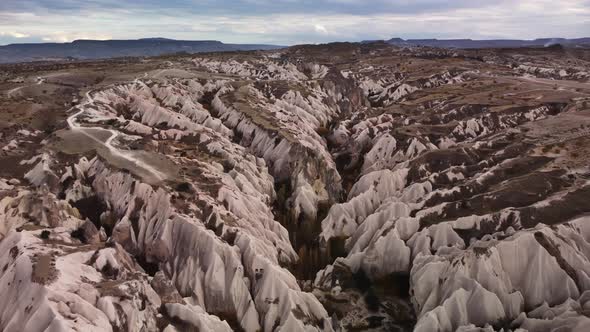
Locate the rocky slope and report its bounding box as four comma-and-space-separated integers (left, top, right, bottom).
1, 43, 590, 331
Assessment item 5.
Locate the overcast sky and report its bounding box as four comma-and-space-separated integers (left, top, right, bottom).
0, 0, 589, 45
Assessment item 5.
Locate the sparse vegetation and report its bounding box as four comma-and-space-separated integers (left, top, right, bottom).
316, 126, 330, 136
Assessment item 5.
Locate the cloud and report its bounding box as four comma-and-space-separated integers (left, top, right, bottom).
0, 31, 30, 38
0, 0, 503, 16
41, 32, 112, 43
314, 24, 328, 34
0, 0, 588, 45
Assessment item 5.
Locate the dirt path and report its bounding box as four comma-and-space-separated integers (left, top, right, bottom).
518, 75, 590, 90
66, 88, 167, 182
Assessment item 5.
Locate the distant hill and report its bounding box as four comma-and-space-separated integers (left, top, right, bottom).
383, 37, 590, 49
0, 38, 283, 64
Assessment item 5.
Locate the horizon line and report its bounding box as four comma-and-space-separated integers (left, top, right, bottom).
2, 36, 589, 47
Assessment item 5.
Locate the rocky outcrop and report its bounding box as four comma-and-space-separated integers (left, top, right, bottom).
1, 41, 589, 332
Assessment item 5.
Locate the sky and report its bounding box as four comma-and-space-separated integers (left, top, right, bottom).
0, 0, 589, 46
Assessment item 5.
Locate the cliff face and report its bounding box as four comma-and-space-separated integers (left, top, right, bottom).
1, 42, 590, 331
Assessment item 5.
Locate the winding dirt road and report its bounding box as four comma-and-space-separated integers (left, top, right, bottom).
66, 87, 167, 182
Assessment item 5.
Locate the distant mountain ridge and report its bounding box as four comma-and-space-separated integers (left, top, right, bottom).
383, 37, 590, 49
0, 38, 283, 64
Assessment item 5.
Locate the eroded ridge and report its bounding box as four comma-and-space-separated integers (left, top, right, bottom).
1, 42, 590, 331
